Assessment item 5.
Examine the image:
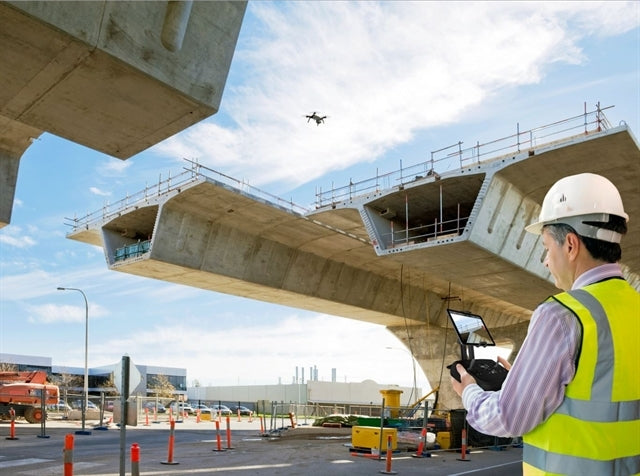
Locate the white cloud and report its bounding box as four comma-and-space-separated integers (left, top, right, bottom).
89, 186, 111, 197
0, 265, 111, 301
89, 313, 428, 389
97, 157, 132, 176
153, 1, 638, 191
547, 1, 640, 37
0, 226, 37, 248
26, 302, 108, 324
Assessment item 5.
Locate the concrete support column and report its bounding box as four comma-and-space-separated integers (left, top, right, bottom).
0, 151, 21, 228
0, 151, 20, 228
0, 118, 41, 227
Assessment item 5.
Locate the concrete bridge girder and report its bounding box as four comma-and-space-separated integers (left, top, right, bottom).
92, 176, 534, 328
116, 187, 444, 328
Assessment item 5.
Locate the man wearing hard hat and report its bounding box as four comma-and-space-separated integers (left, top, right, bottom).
452, 173, 639, 475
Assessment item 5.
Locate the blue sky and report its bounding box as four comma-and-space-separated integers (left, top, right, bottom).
1, 2, 638, 396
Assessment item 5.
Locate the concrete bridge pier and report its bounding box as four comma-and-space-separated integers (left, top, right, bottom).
0, 118, 41, 228
0, 151, 20, 228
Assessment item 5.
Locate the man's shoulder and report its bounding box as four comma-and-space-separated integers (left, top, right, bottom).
531, 299, 575, 326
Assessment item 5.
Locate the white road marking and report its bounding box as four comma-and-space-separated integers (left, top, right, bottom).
0, 458, 52, 468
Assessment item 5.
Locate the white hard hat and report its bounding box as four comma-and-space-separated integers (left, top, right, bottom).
525, 173, 628, 243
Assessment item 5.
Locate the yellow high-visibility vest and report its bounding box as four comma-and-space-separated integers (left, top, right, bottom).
523, 278, 640, 476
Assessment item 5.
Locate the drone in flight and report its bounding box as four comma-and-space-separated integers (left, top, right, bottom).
305, 112, 327, 125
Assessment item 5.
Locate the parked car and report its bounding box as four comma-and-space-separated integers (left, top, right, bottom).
71, 400, 99, 410
230, 405, 252, 415
143, 401, 166, 413
192, 404, 212, 414
169, 402, 194, 414
210, 404, 232, 415
49, 400, 72, 411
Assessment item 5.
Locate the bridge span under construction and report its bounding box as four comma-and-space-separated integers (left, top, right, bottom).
66, 107, 640, 409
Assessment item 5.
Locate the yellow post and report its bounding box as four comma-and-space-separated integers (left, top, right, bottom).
379, 389, 403, 418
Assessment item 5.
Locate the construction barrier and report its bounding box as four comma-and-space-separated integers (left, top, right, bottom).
144, 408, 150, 426
213, 419, 224, 452
226, 415, 234, 449
411, 427, 428, 458
288, 412, 296, 428
63, 433, 74, 476
196, 409, 201, 423
131, 443, 140, 476
379, 435, 397, 475
457, 428, 470, 462
6, 408, 18, 440
161, 420, 178, 465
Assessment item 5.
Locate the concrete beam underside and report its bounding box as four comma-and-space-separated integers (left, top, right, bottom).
97, 179, 538, 329
0, 0, 246, 225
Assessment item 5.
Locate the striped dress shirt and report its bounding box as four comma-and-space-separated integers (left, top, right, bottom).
461, 263, 626, 437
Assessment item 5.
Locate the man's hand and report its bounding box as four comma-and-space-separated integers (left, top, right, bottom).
451, 363, 477, 397
451, 357, 512, 397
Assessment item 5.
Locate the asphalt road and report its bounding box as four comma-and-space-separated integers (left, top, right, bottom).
1, 417, 522, 475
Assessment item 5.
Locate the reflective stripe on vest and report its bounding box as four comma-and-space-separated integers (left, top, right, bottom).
523, 278, 640, 476
523, 447, 640, 476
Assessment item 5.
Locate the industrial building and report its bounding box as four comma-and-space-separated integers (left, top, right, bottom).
1, 353, 421, 411
0, 353, 187, 397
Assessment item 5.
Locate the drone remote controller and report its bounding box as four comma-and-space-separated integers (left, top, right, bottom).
448, 359, 508, 391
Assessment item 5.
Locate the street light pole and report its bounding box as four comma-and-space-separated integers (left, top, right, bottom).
57, 286, 91, 435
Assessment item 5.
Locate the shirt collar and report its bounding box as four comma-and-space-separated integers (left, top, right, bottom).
572, 263, 624, 290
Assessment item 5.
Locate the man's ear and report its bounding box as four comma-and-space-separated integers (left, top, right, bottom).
565, 232, 582, 260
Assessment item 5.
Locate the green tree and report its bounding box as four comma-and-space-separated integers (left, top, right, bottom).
50, 372, 83, 390
148, 374, 175, 398
0, 362, 18, 372
97, 373, 118, 396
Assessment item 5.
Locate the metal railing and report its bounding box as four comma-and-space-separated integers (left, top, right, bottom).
385, 215, 468, 248
315, 103, 614, 208
64, 164, 201, 232
64, 160, 311, 233
114, 240, 151, 262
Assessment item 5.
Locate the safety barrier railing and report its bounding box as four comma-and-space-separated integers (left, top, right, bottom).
114, 240, 151, 262
63, 165, 201, 232
385, 215, 469, 248
64, 159, 311, 233
315, 103, 614, 208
